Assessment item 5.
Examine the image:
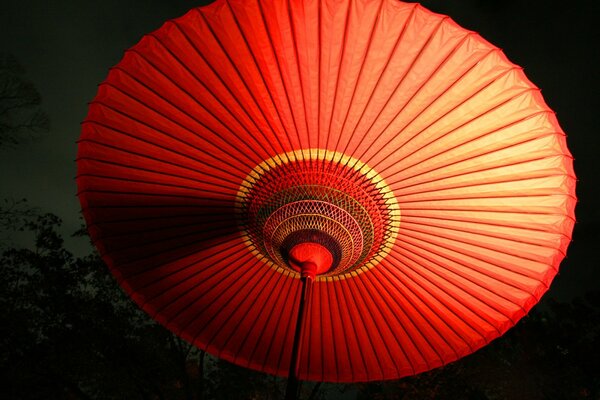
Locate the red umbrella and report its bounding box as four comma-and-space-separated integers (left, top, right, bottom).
77, 0, 576, 394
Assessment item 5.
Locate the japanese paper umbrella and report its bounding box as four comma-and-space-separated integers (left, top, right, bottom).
77, 0, 576, 389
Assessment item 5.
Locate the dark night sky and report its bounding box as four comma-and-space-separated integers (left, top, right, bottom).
0, 0, 597, 306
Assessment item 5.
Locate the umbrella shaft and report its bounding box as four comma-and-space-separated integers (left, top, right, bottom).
285, 275, 314, 400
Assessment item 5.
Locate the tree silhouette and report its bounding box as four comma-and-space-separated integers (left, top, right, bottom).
0, 212, 199, 399
0, 53, 49, 148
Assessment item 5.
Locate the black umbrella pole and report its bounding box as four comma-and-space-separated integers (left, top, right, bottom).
285, 273, 314, 400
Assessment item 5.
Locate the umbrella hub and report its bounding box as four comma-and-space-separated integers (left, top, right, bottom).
236, 150, 400, 279
288, 242, 333, 278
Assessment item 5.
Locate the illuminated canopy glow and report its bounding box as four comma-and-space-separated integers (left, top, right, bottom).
77, 0, 576, 383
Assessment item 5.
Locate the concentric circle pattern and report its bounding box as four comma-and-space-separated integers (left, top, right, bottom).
236, 151, 399, 277
77, 0, 576, 383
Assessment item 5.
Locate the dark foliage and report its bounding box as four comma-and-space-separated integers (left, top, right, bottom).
0, 210, 203, 399
0, 53, 49, 148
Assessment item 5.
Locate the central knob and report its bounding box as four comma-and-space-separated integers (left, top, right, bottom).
288, 242, 334, 278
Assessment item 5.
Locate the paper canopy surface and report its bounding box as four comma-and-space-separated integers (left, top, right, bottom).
77, 0, 576, 382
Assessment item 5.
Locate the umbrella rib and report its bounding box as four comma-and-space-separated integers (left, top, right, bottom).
323, 0, 352, 155
91, 217, 240, 241
95, 225, 239, 259
254, 0, 304, 158
119, 49, 261, 170
362, 46, 497, 169
306, 276, 318, 381
88, 97, 251, 177
225, 1, 298, 159
351, 273, 416, 376
396, 169, 574, 194
110, 239, 244, 288
383, 252, 486, 352
333, 280, 364, 381
254, 271, 295, 373
327, 1, 418, 183
80, 203, 236, 212
85, 212, 236, 230
332, 0, 388, 160
343, 14, 448, 167
274, 278, 303, 376
367, 48, 501, 171
78, 125, 244, 184
362, 267, 447, 368
105, 66, 259, 172
112, 232, 246, 279
351, 18, 468, 165
317, 0, 322, 155
232, 270, 286, 367
316, 285, 326, 382
143, 247, 259, 324
335, 2, 417, 160
387, 133, 571, 189
150, 23, 287, 160
397, 192, 576, 203
397, 225, 553, 284
393, 238, 531, 317
401, 221, 565, 268
383, 114, 564, 185
323, 282, 340, 381
151, 25, 270, 152
138, 261, 254, 323
203, 258, 275, 355
394, 173, 575, 205
388, 140, 575, 190
400, 217, 568, 255
120, 246, 255, 323
286, 0, 311, 153
132, 238, 250, 296
172, 255, 263, 338
326, 285, 354, 380
366, 61, 519, 174
77, 188, 233, 203
76, 152, 240, 189
370, 81, 534, 176
94, 214, 237, 240
76, 173, 238, 198
339, 279, 383, 381
399, 206, 576, 222
389, 246, 507, 335
400, 212, 572, 239
195, 9, 289, 166
141, 248, 257, 318
168, 18, 292, 166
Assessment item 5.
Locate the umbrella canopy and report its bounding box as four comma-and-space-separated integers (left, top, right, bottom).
77, 0, 576, 383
